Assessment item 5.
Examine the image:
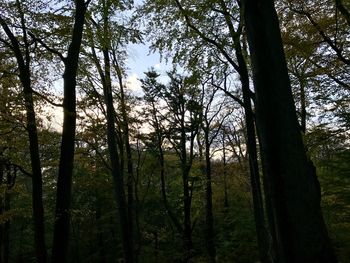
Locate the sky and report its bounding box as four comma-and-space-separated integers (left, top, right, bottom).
125, 42, 170, 94
45, 41, 168, 131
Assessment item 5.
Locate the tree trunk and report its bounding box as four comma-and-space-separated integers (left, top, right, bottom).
239, 52, 272, 263
153, 101, 183, 234
114, 58, 135, 260
89, 23, 134, 261
0, 12, 47, 262
298, 77, 307, 134
102, 60, 133, 263
182, 169, 193, 262
23, 79, 48, 263
242, 0, 337, 262
181, 119, 193, 262
0, 165, 13, 263
217, 2, 272, 260
51, 1, 87, 262
3, 196, 10, 263
204, 129, 216, 263
222, 133, 229, 208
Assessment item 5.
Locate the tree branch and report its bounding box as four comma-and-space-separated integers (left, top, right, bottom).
290, 7, 350, 65
28, 31, 66, 62
32, 89, 63, 107
174, 0, 241, 73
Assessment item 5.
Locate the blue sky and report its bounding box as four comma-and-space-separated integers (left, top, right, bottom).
125, 42, 170, 93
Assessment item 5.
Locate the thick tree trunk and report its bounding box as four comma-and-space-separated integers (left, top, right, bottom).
242, 0, 337, 262
51, 1, 87, 262
217, 2, 271, 260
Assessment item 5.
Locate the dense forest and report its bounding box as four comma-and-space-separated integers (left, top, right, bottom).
0, 0, 349, 262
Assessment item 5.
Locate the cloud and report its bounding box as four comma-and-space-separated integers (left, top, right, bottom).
154, 63, 161, 69
126, 73, 142, 93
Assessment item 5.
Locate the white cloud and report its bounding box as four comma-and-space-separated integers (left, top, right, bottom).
154, 63, 161, 69
126, 73, 141, 93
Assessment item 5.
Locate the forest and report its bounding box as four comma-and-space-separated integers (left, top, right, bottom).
0, 0, 349, 262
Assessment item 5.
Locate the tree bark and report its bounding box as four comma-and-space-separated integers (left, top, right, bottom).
51, 1, 88, 262
222, 134, 229, 208
0, 10, 47, 262
101, 53, 134, 263
150, 101, 183, 234
216, 2, 272, 260
298, 77, 307, 134
204, 129, 216, 263
113, 58, 135, 259
90, 13, 134, 259
180, 117, 194, 262
242, 0, 337, 262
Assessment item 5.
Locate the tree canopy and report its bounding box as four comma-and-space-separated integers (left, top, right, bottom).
0, 0, 349, 262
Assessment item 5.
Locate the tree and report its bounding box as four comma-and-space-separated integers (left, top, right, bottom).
140, 68, 184, 245
0, 1, 47, 261
137, 2, 271, 260
86, 1, 134, 260
242, 0, 337, 261
197, 82, 231, 262
142, 69, 202, 261
51, 1, 90, 262
278, 0, 350, 133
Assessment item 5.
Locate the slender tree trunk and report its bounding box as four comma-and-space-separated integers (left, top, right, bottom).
114, 58, 135, 260
151, 102, 182, 234
180, 120, 193, 262
23, 80, 47, 263
240, 65, 272, 263
134, 139, 142, 260
0, 12, 47, 262
3, 198, 10, 263
182, 168, 193, 263
298, 77, 307, 134
2, 166, 13, 263
51, 1, 87, 262
242, 0, 337, 262
89, 23, 133, 261
204, 129, 216, 263
102, 63, 133, 263
222, 133, 229, 208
